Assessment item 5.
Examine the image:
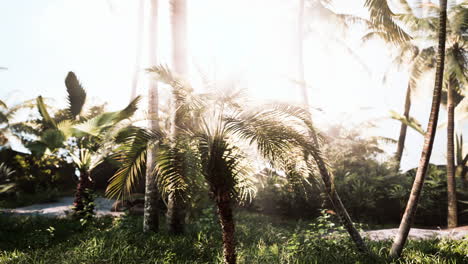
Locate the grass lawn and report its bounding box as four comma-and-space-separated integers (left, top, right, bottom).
0, 211, 467, 264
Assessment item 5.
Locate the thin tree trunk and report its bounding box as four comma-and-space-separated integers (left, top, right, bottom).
216, 193, 236, 264
171, 0, 188, 75
390, 0, 448, 257
143, 0, 160, 233
167, 0, 188, 234
447, 81, 457, 228
395, 83, 412, 167
310, 150, 367, 253
297, 0, 309, 107
297, 0, 365, 251
130, 0, 145, 102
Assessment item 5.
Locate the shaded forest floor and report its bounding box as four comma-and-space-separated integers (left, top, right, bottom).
2, 196, 467, 241
0, 211, 467, 264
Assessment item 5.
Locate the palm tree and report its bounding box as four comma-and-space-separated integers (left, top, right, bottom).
443, 2, 467, 228
362, 1, 423, 168
29, 72, 140, 218
167, 0, 189, 234
144, 0, 161, 233
366, 0, 467, 228
109, 65, 333, 264
389, 0, 449, 257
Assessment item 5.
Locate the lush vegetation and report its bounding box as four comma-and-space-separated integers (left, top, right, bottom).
1, 212, 467, 264
0, 0, 467, 263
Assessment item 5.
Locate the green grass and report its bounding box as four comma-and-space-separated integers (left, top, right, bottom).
0, 211, 467, 264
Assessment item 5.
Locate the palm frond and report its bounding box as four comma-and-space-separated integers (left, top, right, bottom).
65, 71, 87, 118
409, 46, 436, 88
114, 96, 141, 123
73, 96, 141, 137
197, 132, 252, 201
153, 144, 199, 199
40, 128, 65, 150
364, 0, 411, 44
36, 96, 56, 129
390, 110, 425, 135
448, 2, 468, 35
225, 110, 298, 163
106, 127, 159, 199
147, 64, 190, 92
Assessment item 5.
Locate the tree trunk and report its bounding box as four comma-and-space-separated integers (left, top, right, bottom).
395, 83, 412, 167
73, 169, 94, 218
170, 0, 188, 76
167, 0, 188, 234
297, 0, 309, 108
297, 0, 365, 251
143, 0, 160, 233
130, 0, 145, 102
390, 0, 448, 257
447, 81, 457, 228
166, 190, 185, 234
310, 150, 367, 253
216, 193, 236, 264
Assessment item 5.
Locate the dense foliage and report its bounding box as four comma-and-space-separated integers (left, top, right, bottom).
0, 212, 467, 264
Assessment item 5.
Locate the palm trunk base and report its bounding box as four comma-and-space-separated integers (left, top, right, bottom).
73, 170, 94, 219
216, 194, 236, 264
167, 192, 186, 234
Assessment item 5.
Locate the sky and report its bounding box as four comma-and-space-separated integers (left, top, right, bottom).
0, 0, 466, 171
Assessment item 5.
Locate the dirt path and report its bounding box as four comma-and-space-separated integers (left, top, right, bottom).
1, 198, 468, 241
363, 227, 468, 241
0, 196, 122, 217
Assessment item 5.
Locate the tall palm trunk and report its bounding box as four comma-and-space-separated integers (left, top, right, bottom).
216, 192, 236, 264
130, 0, 145, 101
395, 84, 412, 167
143, 0, 160, 233
167, 0, 188, 234
390, 0, 448, 257
297, 0, 366, 253
297, 0, 309, 107
447, 81, 457, 228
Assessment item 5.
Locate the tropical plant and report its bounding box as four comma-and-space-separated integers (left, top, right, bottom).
0, 162, 15, 194
0, 99, 39, 148
108, 65, 333, 263
28, 72, 140, 219
390, 0, 449, 257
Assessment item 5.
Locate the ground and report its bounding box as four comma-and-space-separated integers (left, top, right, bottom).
2, 196, 467, 241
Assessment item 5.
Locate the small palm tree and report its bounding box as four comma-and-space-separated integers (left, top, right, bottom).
108, 65, 368, 262
28, 72, 140, 218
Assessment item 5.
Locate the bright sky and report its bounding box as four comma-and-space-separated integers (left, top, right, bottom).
0, 0, 466, 171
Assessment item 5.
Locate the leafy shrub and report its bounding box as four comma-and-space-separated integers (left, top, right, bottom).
251, 169, 323, 218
